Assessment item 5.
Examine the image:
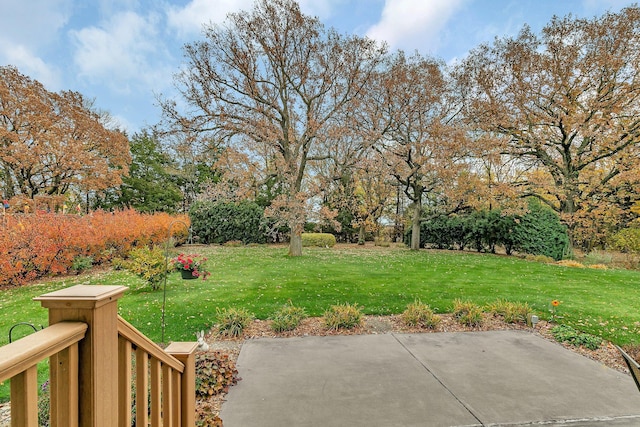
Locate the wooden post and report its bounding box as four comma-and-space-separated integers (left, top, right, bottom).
166, 342, 198, 427
35, 285, 127, 427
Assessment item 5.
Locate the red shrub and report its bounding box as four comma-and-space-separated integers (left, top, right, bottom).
0, 210, 189, 288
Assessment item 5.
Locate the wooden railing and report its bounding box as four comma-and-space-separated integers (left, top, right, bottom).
0, 284, 197, 427
0, 322, 88, 426
117, 316, 196, 427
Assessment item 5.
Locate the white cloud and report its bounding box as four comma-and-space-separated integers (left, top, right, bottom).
366, 0, 465, 53
0, 42, 62, 90
166, 0, 254, 39
166, 0, 346, 40
0, 0, 70, 89
69, 11, 172, 94
0, 0, 71, 50
110, 112, 138, 133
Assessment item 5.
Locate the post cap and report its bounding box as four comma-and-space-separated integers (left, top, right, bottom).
34, 285, 127, 309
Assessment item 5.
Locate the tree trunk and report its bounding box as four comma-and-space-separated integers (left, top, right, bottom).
288, 232, 303, 256
288, 215, 304, 257
410, 200, 421, 251
358, 224, 366, 245
560, 192, 577, 257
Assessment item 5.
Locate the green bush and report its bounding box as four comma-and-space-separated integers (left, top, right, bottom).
453, 299, 484, 327
408, 202, 568, 260
302, 233, 336, 248
610, 228, 640, 253
465, 210, 515, 253
486, 299, 532, 324
323, 303, 362, 330
511, 199, 569, 261
408, 214, 458, 249
110, 256, 126, 270
71, 255, 93, 273
216, 307, 253, 337
195, 351, 240, 398
271, 302, 307, 332
401, 300, 440, 328
124, 246, 171, 290
551, 324, 602, 350
190, 200, 267, 245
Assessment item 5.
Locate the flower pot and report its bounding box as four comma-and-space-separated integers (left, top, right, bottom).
181, 269, 196, 280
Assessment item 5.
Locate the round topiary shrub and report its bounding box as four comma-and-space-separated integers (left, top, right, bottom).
301, 233, 336, 248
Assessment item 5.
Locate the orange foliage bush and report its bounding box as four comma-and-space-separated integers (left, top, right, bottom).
0, 209, 189, 288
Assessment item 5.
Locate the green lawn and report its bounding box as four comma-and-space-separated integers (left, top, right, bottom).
2, 244, 640, 347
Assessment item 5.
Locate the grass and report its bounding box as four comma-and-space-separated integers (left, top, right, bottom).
3, 245, 640, 345
3, 244, 640, 400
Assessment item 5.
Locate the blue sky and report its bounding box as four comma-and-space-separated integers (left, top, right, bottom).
0, 0, 632, 133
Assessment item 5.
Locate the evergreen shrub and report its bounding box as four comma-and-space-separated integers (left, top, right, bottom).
407, 199, 569, 260
189, 201, 267, 244
511, 199, 569, 261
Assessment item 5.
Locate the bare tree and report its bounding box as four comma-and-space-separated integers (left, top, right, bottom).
372, 52, 472, 250
160, 0, 386, 255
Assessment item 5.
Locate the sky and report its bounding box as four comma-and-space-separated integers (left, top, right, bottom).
0, 0, 633, 134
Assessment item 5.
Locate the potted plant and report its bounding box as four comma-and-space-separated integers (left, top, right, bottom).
172, 253, 211, 280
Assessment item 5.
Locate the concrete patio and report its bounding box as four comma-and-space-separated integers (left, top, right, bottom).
221, 330, 640, 426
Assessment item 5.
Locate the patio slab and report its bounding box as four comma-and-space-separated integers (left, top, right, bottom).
220, 330, 640, 426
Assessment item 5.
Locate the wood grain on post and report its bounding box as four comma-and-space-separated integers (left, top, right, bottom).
35, 285, 127, 427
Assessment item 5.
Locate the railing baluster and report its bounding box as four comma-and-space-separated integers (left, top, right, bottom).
118, 337, 132, 427
50, 342, 79, 427
162, 364, 173, 426
172, 369, 181, 427
136, 348, 149, 427
150, 357, 162, 426
10, 365, 38, 427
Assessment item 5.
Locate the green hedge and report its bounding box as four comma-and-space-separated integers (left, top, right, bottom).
609, 227, 640, 253
189, 201, 267, 244
301, 233, 336, 247
407, 199, 569, 260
